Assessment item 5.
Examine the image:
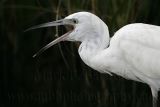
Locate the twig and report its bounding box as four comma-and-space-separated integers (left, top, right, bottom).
55, 0, 70, 69
91, 0, 96, 13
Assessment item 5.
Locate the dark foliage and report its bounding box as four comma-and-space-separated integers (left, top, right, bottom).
1, 0, 160, 107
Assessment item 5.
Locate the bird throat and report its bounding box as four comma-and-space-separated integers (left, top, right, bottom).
78, 38, 106, 66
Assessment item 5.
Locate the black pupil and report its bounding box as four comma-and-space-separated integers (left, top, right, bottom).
73, 19, 77, 24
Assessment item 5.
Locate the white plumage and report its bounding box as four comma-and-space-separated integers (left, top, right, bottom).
27, 12, 160, 107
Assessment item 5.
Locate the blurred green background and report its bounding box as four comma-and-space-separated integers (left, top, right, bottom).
1, 0, 160, 107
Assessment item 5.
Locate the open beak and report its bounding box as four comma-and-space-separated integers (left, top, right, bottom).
25, 19, 74, 57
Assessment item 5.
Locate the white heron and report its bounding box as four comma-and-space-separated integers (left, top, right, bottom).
26, 12, 160, 107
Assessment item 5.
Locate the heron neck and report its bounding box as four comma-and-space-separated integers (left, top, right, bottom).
78, 37, 109, 66
78, 20, 110, 68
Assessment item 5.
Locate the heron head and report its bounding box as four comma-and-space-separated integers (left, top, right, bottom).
26, 12, 106, 57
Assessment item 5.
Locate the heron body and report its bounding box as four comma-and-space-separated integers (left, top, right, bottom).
27, 12, 160, 107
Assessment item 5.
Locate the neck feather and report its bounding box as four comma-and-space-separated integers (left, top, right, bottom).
78, 18, 110, 68
78, 37, 109, 66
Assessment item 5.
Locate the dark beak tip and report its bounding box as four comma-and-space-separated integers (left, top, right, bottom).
23, 29, 29, 32
32, 54, 36, 58
23, 27, 34, 32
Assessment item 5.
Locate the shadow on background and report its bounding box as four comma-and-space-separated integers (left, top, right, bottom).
1, 0, 160, 107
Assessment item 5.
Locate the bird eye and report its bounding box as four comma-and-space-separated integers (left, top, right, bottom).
72, 18, 78, 24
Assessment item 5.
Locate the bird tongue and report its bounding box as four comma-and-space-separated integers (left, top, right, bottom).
65, 25, 74, 31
